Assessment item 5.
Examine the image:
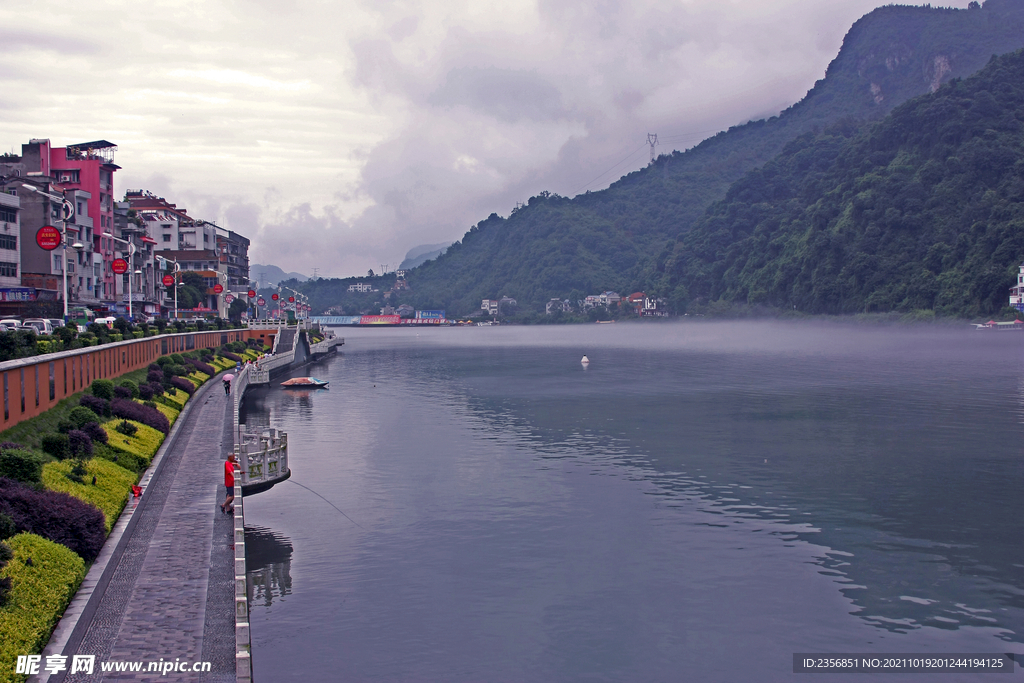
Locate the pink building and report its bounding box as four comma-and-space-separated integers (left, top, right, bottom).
19, 139, 120, 303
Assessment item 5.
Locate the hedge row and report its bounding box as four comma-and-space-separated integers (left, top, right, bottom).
0, 534, 86, 683
41, 460, 137, 534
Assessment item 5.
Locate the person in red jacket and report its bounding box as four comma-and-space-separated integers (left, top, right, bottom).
221, 453, 237, 514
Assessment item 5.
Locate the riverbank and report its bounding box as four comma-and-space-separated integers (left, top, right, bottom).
0, 343, 264, 683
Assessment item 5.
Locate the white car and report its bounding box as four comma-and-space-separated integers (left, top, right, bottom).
23, 319, 53, 335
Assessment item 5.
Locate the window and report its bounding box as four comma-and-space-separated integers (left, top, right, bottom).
54, 254, 62, 270
0, 207, 16, 223
163, 234, 171, 242
0, 235, 16, 250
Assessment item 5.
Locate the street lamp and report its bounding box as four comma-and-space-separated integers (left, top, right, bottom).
21, 184, 77, 322
104, 231, 137, 320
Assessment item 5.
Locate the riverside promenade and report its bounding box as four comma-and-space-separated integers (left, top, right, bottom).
37, 374, 238, 683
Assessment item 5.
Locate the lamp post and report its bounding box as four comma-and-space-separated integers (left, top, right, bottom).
104, 232, 137, 320
21, 184, 82, 323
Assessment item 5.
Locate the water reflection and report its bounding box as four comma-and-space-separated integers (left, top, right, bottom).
245, 526, 293, 608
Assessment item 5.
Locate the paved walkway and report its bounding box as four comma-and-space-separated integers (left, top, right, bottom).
41, 377, 237, 683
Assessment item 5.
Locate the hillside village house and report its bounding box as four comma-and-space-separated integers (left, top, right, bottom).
1010, 263, 1024, 312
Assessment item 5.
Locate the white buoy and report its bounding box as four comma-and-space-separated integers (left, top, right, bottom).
581, 355, 590, 365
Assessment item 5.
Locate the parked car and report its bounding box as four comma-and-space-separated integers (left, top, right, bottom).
23, 319, 53, 335
0, 318, 20, 328
47, 318, 66, 330
94, 316, 117, 329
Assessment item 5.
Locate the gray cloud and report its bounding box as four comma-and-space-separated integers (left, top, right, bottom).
0, 0, 973, 278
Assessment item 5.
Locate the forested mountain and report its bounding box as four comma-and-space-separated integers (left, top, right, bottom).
392, 0, 1024, 316
665, 48, 1024, 317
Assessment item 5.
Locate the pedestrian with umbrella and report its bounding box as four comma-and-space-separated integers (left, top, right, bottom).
223, 373, 234, 395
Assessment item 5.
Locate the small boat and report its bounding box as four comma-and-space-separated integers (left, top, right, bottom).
280, 377, 329, 388
581, 355, 590, 365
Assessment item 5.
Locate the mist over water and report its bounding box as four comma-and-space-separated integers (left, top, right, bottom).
242, 321, 1024, 681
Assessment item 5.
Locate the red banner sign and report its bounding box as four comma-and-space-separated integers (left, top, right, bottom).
257, 298, 266, 306
111, 258, 129, 275
162, 274, 175, 286
213, 284, 224, 294
35, 226, 61, 251
288, 296, 295, 302
247, 289, 256, 298
271, 293, 279, 301
225, 294, 235, 303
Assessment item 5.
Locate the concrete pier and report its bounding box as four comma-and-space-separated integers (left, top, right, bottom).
38, 374, 239, 683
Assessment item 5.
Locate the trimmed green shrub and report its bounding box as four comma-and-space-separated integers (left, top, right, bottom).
67, 406, 100, 430
0, 533, 87, 677
94, 443, 145, 474
90, 379, 115, 400
41, 434, 70, 461
0, 514, 13, 541
117, 379, 139, 399
170, 354, 184, 365
115, 420, 138, 437
0, 450, 43, 485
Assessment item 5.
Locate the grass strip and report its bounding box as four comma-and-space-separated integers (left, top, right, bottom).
41, 459, 137, 533
100, 420, 165, 468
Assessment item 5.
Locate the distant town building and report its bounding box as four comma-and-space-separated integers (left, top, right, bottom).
481, 299, 498, 316
348, 282, 374, 293
546, 298, 570, 314
396, 303, 415, 318
642, 296, 668, 317
1010, 263, 1024, 312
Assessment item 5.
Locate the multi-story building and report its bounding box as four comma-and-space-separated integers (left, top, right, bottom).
216, 228, 249, 289
0, 139, 120, 314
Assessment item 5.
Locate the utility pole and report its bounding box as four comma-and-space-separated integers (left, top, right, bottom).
647, 133, 659, 165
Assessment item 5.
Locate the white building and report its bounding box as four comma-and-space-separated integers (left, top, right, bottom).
1010, 263, 1024, 312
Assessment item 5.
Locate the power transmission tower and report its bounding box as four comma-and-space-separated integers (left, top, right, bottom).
647, 134, 659, 165
311, 268, 319, 280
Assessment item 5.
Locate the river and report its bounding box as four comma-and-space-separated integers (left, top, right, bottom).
240, 321, 1024, 681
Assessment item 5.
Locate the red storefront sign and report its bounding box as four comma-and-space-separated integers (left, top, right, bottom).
35, 226, 61, 251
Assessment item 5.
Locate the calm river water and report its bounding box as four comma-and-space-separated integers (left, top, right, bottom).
241, 321, 1024, 682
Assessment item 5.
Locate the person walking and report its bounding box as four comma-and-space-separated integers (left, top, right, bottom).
221, 453, 237, 513
223, 377, 231, 395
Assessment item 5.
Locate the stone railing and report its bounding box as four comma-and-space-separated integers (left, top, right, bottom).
235, 427, 289, 494
232, 464, 252, 682
309, 335, 344, 356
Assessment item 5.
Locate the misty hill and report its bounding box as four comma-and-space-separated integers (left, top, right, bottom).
399, 243, 451, 270
665, 47, 1024, 318
250, 263, 308, 287
396, 0, 1024, 316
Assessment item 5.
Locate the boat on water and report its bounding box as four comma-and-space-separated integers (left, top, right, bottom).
280, 377, 330, 388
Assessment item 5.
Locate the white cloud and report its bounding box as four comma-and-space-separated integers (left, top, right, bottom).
0, 0, 971, 277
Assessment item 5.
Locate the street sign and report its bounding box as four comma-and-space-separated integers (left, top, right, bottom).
213, 284, 224, 294
111, 258, 129, 275
257, 297, 266, 306
35, 226, 61, 251
61, 200, 75, 223
247, 289, 256, 298
288, 296, 295, 303
225, 294, 235, 303
271, 293, 279, 301
162, 275, 175, 286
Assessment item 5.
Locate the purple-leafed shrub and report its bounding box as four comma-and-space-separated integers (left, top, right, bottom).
147, 370, 164, 385
138, 384, 154, 401
0, 442, 26, 452
191, 360, 216, 376
80, 394, 110, 417
220, 351, 242, 363
67, 430, 93, 460
110, 398, 170, 434
148, 382, 165, 397
0, 477, 106, 561
114, 386, 133, 399
148, 363, 162, 373
82, 422, 108, 445
170, 376, 195, 396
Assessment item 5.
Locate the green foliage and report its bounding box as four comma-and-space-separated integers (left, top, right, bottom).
284, 4, 1024, 316
666, 48, 1024, 318
117, 379, 140, 399
41, 459, 136, 533
0, 449, 43, 485
40, 434, 69, 461
0, 533, 86, 677
90, 379, 115, 400
67, 406, 100, 430
0, 330, 37, 362
115, 420, 138, 437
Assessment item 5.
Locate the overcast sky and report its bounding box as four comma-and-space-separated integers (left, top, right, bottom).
0, 0, 970, 278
